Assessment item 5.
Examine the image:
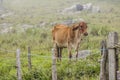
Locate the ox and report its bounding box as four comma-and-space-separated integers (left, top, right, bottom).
52, 21, 88, 60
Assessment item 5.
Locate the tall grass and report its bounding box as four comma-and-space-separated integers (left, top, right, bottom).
0, 0, 120, 80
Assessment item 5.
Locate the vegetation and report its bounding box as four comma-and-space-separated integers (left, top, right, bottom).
0, 0, 120, 80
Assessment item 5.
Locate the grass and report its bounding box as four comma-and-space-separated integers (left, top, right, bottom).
0, 0, 120, 80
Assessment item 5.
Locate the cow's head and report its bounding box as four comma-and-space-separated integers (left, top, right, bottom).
72, 21, 88, 36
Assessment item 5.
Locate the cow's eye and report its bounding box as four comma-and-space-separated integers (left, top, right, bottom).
80, 26, 83, 29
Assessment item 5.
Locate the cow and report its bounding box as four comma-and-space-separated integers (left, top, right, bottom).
52, 21, 88, 61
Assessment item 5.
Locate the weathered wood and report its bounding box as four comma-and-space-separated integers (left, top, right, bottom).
107, 32, 118, 80
106, 55, 109, 80
100, 40, 108, 80
28, 47, 32, 70
116, 48, 119, 72
52, 48, 57, 80
16, 49, 22, 80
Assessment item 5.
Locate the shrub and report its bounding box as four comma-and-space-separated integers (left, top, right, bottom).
90, 25, 110, 36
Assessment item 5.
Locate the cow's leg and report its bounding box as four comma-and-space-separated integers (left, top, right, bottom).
56, 46, 63, 61
59, 47, 63, 61
57, 47, 60, 61
75, 47, 79, 58
75, 49, 78, 60
68, 42, 72, 60
75, 43, 80, 60
53, 43, 58, 61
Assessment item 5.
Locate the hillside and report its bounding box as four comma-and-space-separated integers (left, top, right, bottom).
0, 0, 120, 80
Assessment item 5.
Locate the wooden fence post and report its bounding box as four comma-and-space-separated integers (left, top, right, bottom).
100, 40, 108, 80
52, 48, 57, 80
107, 32, 118, 80
16, 49, 22, 80
28, 46, 32, 70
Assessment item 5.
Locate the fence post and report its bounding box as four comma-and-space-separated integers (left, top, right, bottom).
107, 32, 118, 80
16, 49, 22, 80
100, 40, 108, 80
28, 46, 32, 70
52, 48, 57, 80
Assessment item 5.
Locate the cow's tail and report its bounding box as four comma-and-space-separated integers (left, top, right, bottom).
52, 29, 55, 41
52, 24, 58, 41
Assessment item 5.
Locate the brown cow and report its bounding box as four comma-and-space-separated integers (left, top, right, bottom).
52, 21, 88, 60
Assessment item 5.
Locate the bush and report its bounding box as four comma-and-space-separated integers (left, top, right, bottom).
90, 25, 110, 36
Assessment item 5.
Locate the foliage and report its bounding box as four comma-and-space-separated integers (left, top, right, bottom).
0, 0, 120, 80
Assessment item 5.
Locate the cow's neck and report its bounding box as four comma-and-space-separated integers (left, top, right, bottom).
74, 30, 83, 43
75, 30, 82, 37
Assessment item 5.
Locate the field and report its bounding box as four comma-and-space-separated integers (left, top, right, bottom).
0, 0, 120, 80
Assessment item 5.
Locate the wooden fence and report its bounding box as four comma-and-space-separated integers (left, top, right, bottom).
16, 49, 22, 80
14, 32, 120, 80
100, 32, 120, 80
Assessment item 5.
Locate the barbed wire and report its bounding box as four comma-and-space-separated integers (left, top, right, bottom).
0, 47, 16, 53
112, 42, 120, 48
0, 42, 120, 59
31, 47, 53, 51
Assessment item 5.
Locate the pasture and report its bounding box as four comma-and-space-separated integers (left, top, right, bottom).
0, 0, 120, 80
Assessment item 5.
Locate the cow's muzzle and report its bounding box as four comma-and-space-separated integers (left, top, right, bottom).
84, 33, 88, 36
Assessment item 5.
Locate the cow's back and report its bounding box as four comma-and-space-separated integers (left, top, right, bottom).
52, 24, 70, 47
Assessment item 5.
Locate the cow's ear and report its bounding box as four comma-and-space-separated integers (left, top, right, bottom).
72, 25, 79, 31
79, 23, 83, 29
73, 26, 78, 31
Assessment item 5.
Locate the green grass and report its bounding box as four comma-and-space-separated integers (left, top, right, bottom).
0, 0, 120, 80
